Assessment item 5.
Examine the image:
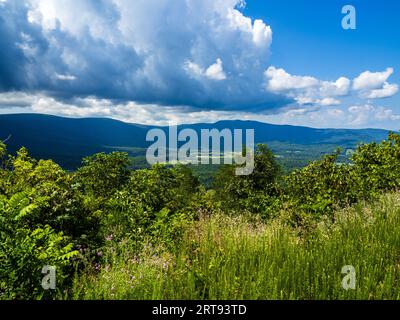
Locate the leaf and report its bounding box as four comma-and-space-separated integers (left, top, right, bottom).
14, 204, 38, 221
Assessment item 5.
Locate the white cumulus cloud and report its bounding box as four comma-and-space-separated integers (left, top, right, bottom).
353, 68, 398, 99
1, 0, 278, 110
362, 82, 399, 99
265, 66, 398, 107
185, 58, 227, 81
0, 0, 398, 128
265, 67, 351, 106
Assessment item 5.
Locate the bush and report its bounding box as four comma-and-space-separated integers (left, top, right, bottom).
0, 192, 78, 299
213, 144, 282, 219
285, 151, 360, 219
75, 152, 131, 199
352, 132, 400, 196
284, 133, 400, 223
102, 164, 200, 249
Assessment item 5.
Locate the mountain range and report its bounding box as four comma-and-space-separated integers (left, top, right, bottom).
0, 114, 391, 170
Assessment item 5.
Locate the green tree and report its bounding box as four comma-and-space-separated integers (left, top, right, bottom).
285, 150, 359, 219
104, 164, 200, 247
2, 147, 102, 249
76, 152, 131, 198
213, 144, 282, 218
352, 132, 400, 196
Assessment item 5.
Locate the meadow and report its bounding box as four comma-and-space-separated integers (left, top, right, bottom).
73, 193, 400, 300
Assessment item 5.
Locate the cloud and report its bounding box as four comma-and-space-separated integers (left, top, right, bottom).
205, 59, 227, 81
353, 68, 394, 91
316, 98, 341, 107
348, 104, 400, 126
265, 67, 351, 106
362, 82, 399, 99
226, 7, 272, 48
0, 0, 283, 110
0, 0, 398, 127
0, 91, 266, 125
1, 91, 399, 131
265, 67, 320, 91
265, 66, 398, 107
258, 103, 400, 130
353, 68, 399, 99
185, 58, 227, 81
55, 73, 77, 81
0, 91, 37, 108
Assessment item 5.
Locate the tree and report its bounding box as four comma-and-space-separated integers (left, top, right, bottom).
75, 152, 131, 198
213, 144, 282, 218
352, 132, 400, 195
285, 150, 359, 218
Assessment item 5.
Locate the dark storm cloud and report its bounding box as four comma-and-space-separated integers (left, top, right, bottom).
0, 0, 291, 111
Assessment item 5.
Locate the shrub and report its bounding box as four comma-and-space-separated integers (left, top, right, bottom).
75, 152, 131, 199
213, 144, 282, 219
285, 150, 360, 219
284, 132, 400, 225
102, 164, 200, 249
352, 132, 400, 196
0, 192, 78, 299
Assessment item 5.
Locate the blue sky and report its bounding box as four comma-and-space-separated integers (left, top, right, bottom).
0, 0, 399, 129
245, 0, 400, 79
243, 0, 400, 129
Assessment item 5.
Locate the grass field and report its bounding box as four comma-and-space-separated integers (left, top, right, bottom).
72, 193, 400, 300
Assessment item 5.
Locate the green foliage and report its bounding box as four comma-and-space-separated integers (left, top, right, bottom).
352, 132, 400, 195
74, 193, 400, 300
76, 152, 131, 198
0, 141, 7, 194
0, 192, 78, 299
8, 149, 100, 246
103, 164, 200, 249
0, 148, 102, 299
285, 150, 359, 219
1, 132, 400, 300
0, 141, 6, 160
213, 144, 282, 219
284, 132, 400, 226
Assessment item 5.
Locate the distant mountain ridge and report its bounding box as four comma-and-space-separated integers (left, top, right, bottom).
0, 114, 390, 170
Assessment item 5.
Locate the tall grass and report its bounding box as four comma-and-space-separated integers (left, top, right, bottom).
72, 193, 400, 300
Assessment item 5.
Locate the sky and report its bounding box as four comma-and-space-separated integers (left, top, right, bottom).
0, 0, 399, 129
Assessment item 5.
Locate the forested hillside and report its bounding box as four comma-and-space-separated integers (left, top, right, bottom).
0, 114, 389, 171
